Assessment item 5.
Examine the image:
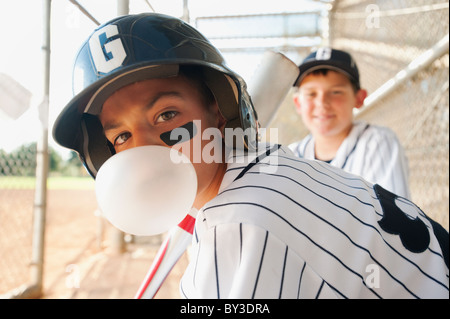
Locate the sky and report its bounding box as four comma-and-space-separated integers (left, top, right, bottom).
0, 0, 324, 156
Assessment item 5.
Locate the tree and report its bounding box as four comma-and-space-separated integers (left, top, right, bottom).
0, 143, 85, 176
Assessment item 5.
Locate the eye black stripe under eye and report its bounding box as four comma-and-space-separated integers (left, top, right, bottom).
160, 121, 197, 146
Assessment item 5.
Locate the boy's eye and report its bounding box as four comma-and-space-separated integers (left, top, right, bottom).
156, 110, 178, 123
114, 132, 131, 146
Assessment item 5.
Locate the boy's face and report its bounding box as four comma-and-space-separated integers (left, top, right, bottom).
99, 75, 227, 208
293, 70, 367, 139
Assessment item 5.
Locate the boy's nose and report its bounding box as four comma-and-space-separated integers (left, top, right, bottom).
315, 92, 331, 109
132, 128, 164, 148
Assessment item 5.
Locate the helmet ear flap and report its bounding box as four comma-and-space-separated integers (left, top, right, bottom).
201, 68, 240, 123
80, 113, 115, 178
201, 68, 259, 151
239, 91, 259, 151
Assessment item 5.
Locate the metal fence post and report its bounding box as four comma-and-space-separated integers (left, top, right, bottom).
109, 0, 129, 255
28, 0, 51, 298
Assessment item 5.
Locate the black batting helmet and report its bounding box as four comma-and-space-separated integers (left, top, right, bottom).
53, 13, 258, 177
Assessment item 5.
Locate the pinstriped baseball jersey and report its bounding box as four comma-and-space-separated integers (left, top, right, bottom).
288, 121, 411, 199
180, 144, 448, 299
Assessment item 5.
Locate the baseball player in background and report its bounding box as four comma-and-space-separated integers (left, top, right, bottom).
53, 13, 448, 299
289, 48, 411, 199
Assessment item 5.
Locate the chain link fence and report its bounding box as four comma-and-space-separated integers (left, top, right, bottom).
272, 0, 449, 229
0, 142, 37, 295
329, 0, 449, 229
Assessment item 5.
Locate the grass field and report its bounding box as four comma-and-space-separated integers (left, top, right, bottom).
0, 176, 95, 190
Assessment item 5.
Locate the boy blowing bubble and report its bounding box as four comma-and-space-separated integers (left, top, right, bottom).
53, 14, 447, 298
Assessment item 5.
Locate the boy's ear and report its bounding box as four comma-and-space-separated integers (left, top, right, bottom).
218, 113, 227, 133
355, 89, 368, 109
293, 91, 302, 114
214, 102, 227, 134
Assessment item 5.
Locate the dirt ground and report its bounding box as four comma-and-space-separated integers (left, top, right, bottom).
3, 187, 448, 299
1, 188, 188, 299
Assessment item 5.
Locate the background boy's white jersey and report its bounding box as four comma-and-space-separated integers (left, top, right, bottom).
289, 121, 411, 199
180, 145, 448, 299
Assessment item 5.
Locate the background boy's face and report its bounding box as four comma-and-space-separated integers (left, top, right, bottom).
99, 75, 226, 208
293, 70, 367, 139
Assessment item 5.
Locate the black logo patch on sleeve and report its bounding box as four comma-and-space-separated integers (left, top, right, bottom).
374, 184, 430, 253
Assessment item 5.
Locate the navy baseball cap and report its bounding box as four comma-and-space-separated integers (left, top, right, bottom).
294, 48, 360, 88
